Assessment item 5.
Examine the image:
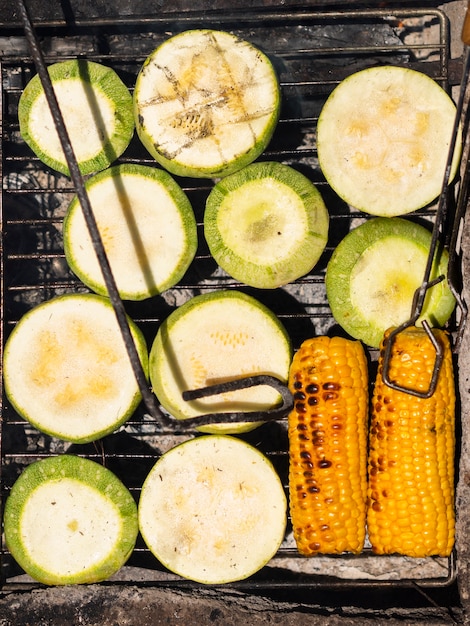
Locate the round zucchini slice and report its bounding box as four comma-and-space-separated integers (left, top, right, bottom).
3, 455, 138, 585
204, 161, 329, 289
325, 217, 456, 348
133, 29, 280, 179
3, 293, 148, 443
64, 164, 197, 301
18, 59, 134, 176
317, 65, 461, 217
149, 290, 292, 434
138, 435, 287, 584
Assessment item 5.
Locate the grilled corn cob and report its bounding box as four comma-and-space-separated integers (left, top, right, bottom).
288, 336, 368, 556
367, 326, 455, 557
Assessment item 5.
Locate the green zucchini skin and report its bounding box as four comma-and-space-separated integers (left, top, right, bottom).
3, 293, 148, 443
317, 65, 461, 217
149, 290, 292, 434
325, 217, 456, 348
4, 455, 138, 585
19, 59, 134, 176
204, 161, 329, 289
133, 29, 281, 179
138, 435, 287, 584
63, 163, 198, 301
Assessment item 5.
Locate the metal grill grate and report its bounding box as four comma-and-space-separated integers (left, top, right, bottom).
0, 7, 461, 594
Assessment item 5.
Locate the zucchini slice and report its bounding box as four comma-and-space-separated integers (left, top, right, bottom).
64, 164, 197, 301
19, 59, 134, 176
4, 455, 138, 585
138, 435, 287, 584
317, 66, 461, 217
325, 217, 456, 348
204, 161, 329, 289
133, 29, 280, 179
3, 293, 148, 443
149, 290, 292, 434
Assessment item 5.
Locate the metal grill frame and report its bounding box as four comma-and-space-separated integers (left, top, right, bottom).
0, 6, 464, 599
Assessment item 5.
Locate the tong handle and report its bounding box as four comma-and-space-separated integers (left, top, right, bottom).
16, 0, 169, 428
180, 374, 293, 427
463, 1, 470, 47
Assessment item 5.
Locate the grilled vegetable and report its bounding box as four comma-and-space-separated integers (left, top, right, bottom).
133, 29, 280, 179
3, 455, 138, 585
367, 326, 456, 557
19, 59, 134, 176
317, 65, 461, 217
204, 161, 329, 289
325, 217, 455, 348
287, 336, 368, 556
3, 293, 148, 443
149, 290, 292, 434
138, 435, 287, 584
64, 164, 197, 301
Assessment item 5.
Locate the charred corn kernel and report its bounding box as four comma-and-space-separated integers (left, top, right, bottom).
287, 336, 368, 556
367, 326, 455, 557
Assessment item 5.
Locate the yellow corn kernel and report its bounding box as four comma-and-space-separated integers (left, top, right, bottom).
367, 326, 455, 557
288, 336, 368, 556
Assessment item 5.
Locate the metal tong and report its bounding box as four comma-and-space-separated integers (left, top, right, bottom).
16, 0, 291, 430
381, 5, 470, 398
17, 0, 470, 429
16, 0, 172, 426
193, 16, 470, 411
191, 12, 470, 411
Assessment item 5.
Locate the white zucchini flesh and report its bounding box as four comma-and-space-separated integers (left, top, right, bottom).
133, 29, 280, 178
64, 164, 197, 301
204, 161, 329, 289
3, 293, 148, 443
3, 455, 138, 585
350, 237, 429, 320
325, 217, 456, 348
149, 290, 292, 434
138, 435, 287, 584
317, 65, 461, 217
21, 481, 121, 575
18, 60, 134, 176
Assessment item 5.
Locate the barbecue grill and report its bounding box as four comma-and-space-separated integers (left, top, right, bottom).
1, 1, 469, 623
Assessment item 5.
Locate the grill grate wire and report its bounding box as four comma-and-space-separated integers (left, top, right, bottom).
0, 5, 464, 594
